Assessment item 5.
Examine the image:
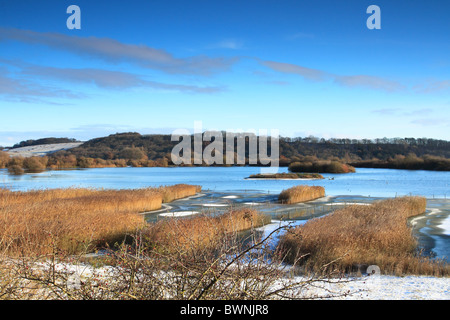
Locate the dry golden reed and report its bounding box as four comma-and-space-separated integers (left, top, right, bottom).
278, 185, 325, 204
157, 184, 202, 203
144, 208, 270, 252
0, 184, 201, 256
277, 196, 449, 275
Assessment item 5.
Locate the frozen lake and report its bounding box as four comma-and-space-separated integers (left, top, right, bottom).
0, 166, 449, 261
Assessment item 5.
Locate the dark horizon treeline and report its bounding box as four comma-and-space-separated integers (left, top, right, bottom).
52, 132, 450, 160
7, 137, 79, 149
1, 132, 450, 172
4, 133, 450, 150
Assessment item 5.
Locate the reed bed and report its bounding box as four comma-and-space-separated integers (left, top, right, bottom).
277, 196, 449, 276
144, 208, 271, 252
278, 185, 325, 204
157, 184, 202, 203
0, 184, 202, 256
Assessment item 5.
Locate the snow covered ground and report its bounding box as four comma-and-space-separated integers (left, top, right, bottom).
300, 275, 450, 300
39, 260, 450, 300
6, 142, 83, 157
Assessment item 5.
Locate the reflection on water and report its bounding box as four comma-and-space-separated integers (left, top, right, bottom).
0, 167, 449, 262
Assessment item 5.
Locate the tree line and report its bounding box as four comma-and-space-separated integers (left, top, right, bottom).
2, 132, 450, 172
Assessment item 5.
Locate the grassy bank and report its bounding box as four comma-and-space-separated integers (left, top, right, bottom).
278, 185, 326, 204
276, 197, 449, 276
0, 185, 201, 256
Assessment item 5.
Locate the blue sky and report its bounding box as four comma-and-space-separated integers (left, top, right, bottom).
0, 0, 449, 146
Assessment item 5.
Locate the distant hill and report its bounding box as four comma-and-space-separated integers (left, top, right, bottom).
3, 132, 450, 171
53, 132, 450, 166
58, 132, 174, 160
11, 137, 79, 149
7, 142, 84, 158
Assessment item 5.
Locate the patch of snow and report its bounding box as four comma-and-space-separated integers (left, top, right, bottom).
7, 143, 83, 158
438, 215, 450, 236
159, 211, 199, 217
299, 275, 450, 300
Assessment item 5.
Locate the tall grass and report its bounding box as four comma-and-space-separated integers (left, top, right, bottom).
157, 184, 202, 203
144, 208, 271, 252
277, 196, 449, 276
0, 185, 201, 256
278, 185, 325, 204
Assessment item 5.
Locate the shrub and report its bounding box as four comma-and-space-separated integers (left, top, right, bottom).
23, 156, 48, 172
7, 165, 24, 175
0, 151, 9, 169
118, 147, 147, 161
289, 160, 355, 174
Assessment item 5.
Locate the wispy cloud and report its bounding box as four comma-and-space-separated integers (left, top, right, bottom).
333, 75, 405, 92
371, 107, 449, 127
0, 27, 239, 76
371, 108, 403, 115
413, 79, 450, 94
0, 59, 226, 101
0, 27, 443, 96
20, 64, 226, 93
0, 67, 82, 104
212, 39, 245, 50
403, 108, 433, 117
410, 118, 449, 126
259, 59, 405, 92
265, 80, 290, 86
259, 60, 327, 81
372, 108, 435, 117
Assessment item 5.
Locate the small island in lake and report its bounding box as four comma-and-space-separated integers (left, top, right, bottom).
245, 173, 324, 180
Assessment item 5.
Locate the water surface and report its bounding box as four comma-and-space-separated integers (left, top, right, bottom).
1, 167, 449, 198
